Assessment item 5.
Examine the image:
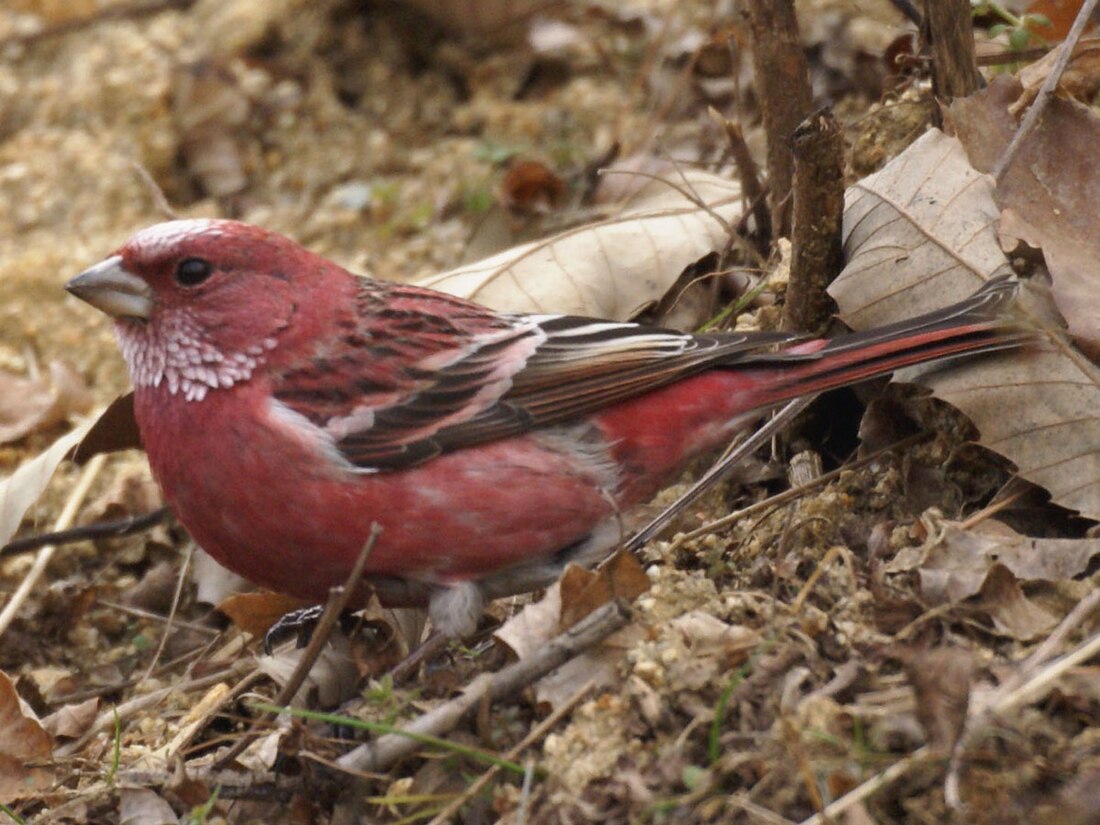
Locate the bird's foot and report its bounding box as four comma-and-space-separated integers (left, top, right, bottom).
263, 604, 357, 654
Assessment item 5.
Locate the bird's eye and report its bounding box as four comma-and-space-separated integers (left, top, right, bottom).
174, 257, 214, 287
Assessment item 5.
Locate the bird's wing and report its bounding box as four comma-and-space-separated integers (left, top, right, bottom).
271, 282, 797, 470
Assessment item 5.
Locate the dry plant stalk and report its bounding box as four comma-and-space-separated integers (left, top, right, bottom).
744, 0, 813, 239
783, 109, 844, 336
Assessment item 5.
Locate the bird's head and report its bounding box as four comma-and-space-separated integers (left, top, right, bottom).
67, 219, 354, 399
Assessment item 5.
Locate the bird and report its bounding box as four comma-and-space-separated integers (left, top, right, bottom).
66, 218, 1025, 640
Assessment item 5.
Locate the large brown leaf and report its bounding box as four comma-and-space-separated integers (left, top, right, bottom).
830, 129, 1100, 519
416, 168, 742, 318
948, 75, 1100, 358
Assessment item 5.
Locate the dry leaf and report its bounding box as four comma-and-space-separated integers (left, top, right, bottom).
978, 563, 1058, 639
118, 787, 177, 825
559, 551, 651, 629
218, 591, 309, 639
830, 128, 1100, 520
949, 75, 1100, 358
1011, 38, 1100, 114
0, 670, 53, 803
493, 572, 647, 710
416, 167, 742, 318
889, 520, 1100, 597
258, 633, 359, 707
532, 623, 646, 709
831, 129, 1011, 327
0, 361, 91, 445
493, 584, 562, 662
903, 647, 973, 754
70, 392, 142, 464
888, 519, 1085, 639
41, 697, 98, 740
25, 668, 78, 705
500, 158, 566, 214
0, 412, 98, 547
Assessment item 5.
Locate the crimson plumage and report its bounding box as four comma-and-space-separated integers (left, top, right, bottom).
67, 219, 1023, 636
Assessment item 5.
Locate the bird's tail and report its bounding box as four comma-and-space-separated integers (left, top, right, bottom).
735, 276, 1030, 403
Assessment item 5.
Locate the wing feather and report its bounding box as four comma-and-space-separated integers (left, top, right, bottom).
272, 282, 799, 470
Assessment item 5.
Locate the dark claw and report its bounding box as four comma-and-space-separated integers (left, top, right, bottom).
263, 605, 327, 655
262, 605, 364, 654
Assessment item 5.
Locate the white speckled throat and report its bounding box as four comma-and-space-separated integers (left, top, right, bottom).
114, 311, 278, 402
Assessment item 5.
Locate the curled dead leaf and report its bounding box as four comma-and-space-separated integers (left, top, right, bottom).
217, 591, 308, 639
0, 412, 99, 548
41, 696, 98, 741
560, 550, 651, 629
0, 670, 53, 803
500, 158, 566, 214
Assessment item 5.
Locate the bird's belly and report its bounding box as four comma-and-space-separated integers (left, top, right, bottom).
137, 390, 617, 603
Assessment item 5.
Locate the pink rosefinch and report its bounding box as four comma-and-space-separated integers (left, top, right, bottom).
67, 219, 1023, 637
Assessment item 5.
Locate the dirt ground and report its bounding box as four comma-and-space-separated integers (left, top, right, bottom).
3, 1, 1099, 823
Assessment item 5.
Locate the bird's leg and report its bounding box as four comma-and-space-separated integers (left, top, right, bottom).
388, 632, 450, 683
386, 581, 485, 682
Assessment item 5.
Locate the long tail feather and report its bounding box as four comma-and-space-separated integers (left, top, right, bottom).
735, 276, 1029, 403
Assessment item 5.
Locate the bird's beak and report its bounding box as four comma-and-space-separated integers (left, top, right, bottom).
66, 255, 153, 321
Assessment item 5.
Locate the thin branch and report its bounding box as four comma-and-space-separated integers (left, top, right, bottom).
625, 396, 817, 552
138, 542, 194, 683
991, 0, 1100, 181
0, 506, 171, 559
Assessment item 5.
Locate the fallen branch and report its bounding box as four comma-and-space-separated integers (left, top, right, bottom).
336, 599, 631, 773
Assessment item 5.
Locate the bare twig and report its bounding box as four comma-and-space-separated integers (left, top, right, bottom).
708, 106, 770, 244
128, 161, 177, 220
336, 600, 631, 773
139, 542, 194, 683
922, 0, 982, 108
1, 506, 170, 559
96, 600, 219, 636
625, 396, 817, 552
272, 525, 380, 705
991, 0, 1100, 181
976, 46, 1050, 66
213, 525, 381, 768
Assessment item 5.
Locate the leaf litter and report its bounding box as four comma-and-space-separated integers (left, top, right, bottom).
2, 1, 1100, 823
